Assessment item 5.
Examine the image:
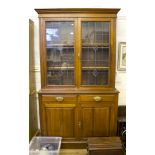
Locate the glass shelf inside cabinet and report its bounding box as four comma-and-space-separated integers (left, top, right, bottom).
45, 21, 75, 85
81, 21, 110, 86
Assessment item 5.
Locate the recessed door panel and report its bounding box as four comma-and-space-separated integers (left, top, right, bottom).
45, 107, 75, 137
81, 106, 110, 137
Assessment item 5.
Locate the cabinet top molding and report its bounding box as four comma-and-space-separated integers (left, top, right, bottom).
35, 8, 120, 15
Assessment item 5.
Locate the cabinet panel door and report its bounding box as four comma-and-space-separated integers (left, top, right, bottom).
45, 107, 75, 137
77, 18, 115, 88
81, 106, 110, 137
45, 21, 75, 86
41, 18, 78, 87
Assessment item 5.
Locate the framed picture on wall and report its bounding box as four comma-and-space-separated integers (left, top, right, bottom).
118, 42, 126, 71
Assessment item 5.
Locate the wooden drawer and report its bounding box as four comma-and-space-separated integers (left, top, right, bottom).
42, 95, 77, 102
79, 95, 115, 102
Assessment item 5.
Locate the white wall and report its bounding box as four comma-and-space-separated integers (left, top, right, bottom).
116, 16, 126, 105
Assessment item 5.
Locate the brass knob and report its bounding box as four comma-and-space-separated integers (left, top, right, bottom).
56, 96, 64, 102
93, 96, 102, 102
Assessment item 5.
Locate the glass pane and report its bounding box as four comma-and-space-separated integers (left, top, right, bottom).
82, 22, 109, 45
81, 21, 110, 86
82, 70, 108, 85
45, 21, 75, 85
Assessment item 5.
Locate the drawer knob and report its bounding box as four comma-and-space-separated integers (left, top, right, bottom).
56, 96, 64, 102
93, 96, 102, 101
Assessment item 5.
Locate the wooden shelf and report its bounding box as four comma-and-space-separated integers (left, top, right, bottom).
82, 47, 109, 49
81, 60, 108, 62
46, 44, 74, 48
82, 43, 109, 47
46, 59, 74, 62
48, 66, 74, 70
82, 66, 109, 70
46, 60, 61, 62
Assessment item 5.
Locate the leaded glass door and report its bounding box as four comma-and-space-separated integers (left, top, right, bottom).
45, 20, 76, 86
80, 19, 111, 86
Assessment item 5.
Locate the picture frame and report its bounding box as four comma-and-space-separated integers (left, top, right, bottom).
118, 42, 126, 71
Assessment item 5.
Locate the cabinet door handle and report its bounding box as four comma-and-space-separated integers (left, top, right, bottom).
55, 96, 64, 102
93, 96, 102, 101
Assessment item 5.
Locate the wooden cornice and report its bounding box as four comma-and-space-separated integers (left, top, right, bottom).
35, 8, 120, 15
35, 8, 120, 14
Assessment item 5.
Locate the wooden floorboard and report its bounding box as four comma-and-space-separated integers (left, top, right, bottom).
60, 149, 87, 155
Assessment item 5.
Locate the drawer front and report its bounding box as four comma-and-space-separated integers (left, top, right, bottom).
79, 95, 115, 102
42, 95, 77, 102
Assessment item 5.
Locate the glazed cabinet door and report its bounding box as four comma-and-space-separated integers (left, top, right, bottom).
40, 18, 78, 88
78, 18, 115, 88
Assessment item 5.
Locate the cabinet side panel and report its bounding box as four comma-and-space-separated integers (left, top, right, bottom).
39, 95, 47, 135
109, 94, 118, 136
39, 18, 46, 88
110, 18, 116, 87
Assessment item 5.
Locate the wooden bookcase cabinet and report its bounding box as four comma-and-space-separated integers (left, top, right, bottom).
35, 8, 120, 139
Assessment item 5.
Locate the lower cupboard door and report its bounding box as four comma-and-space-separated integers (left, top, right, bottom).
81, 107, 110, 137
45, 107, 75, 137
